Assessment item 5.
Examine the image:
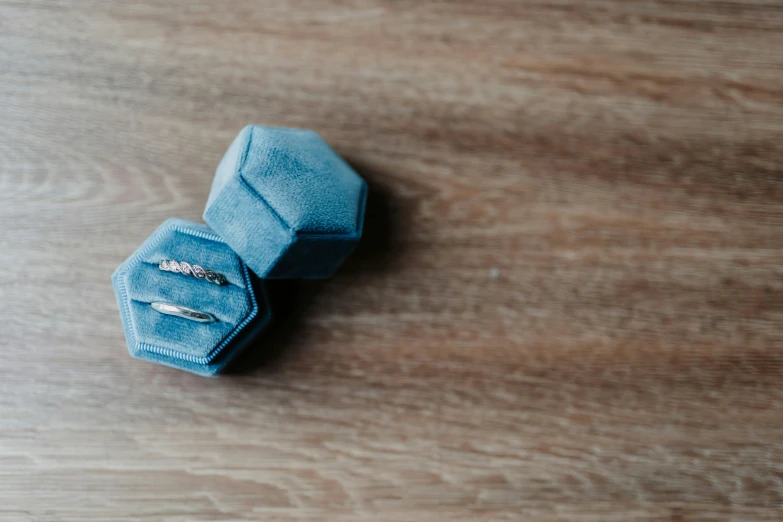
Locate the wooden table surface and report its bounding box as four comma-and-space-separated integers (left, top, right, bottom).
1, 1, 782, 520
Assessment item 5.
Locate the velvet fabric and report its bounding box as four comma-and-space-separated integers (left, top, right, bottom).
111, 219, 271, 376
204, 125, 367, 279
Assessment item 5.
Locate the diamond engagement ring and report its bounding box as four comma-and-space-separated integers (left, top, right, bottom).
150, 302, 218, 324
159, 259, 227, 285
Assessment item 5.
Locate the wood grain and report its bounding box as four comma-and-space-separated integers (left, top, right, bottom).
1, 1, 782, 520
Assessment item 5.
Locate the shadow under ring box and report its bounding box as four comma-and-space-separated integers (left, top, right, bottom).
112, 125, 367, 376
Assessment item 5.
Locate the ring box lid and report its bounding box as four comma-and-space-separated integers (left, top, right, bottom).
203, 125, 367, 279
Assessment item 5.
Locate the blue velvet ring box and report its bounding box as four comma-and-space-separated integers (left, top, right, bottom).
112, 126, 366, 376
112, 219, 272, 376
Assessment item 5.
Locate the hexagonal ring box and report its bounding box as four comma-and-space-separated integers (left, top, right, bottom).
112, 126, 367, 376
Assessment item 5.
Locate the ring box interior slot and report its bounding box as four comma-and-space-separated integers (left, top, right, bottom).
111, 125, 367, 376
